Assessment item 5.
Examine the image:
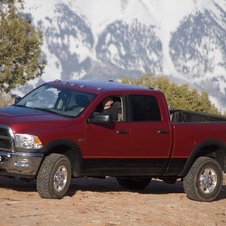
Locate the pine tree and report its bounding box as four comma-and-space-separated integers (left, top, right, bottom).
0, 0, 46, 93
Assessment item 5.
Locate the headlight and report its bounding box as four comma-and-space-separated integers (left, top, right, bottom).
14, 134, 43, 149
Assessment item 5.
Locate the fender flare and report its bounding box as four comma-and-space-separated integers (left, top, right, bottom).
179, 139, 226, 177
41, 139, 82, 177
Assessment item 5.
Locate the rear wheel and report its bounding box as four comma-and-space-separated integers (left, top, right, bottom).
37, 153, 71, 199
117, 177, 151, 190
183, 156, 222, 202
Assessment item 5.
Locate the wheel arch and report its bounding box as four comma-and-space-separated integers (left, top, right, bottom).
179, 139, 226, 177
41, 139, 82, 177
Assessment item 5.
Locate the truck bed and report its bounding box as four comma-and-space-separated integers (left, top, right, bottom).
170, 110, 226, 122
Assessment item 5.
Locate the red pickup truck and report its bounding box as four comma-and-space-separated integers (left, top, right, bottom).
0, 79, 226, 202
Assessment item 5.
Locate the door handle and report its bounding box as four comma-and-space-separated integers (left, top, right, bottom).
158, 130, 169, 134
116, 130, 129, 134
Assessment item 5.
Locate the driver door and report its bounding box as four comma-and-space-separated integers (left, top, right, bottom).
82, 95, 129, 175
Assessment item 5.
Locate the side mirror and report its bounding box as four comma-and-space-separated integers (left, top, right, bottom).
14, 96, 22, 104
88, 113, 113, 123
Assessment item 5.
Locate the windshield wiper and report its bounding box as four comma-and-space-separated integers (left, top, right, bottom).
32, 107, 59, 115
14, 104, 29, 108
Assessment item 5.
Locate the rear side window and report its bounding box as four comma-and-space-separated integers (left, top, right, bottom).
130, 95, 161, 122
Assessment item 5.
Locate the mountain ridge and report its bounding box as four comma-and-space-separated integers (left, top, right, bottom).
18, 0, 226, 112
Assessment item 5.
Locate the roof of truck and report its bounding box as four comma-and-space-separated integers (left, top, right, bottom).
46, 79, 159, 94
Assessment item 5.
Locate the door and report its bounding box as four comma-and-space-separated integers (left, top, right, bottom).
127, 95, 172, 176
82, 95, 130, 175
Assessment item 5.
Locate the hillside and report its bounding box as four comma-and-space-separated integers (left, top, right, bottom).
18, 0, 226, 111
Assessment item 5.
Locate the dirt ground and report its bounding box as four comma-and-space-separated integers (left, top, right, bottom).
0, 176, 226, 226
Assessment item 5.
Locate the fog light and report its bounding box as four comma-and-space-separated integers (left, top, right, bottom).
15, 158, 29, 167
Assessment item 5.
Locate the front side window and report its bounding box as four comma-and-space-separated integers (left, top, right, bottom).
90, 95, 123, 122
15, 84, 96, 117
130, 95, 161, 121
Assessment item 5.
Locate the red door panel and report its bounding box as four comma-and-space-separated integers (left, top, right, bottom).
84, 122, 129, 158
129, 121, 172, 158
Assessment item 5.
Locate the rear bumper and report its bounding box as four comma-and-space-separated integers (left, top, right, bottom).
0, 151, 44, 178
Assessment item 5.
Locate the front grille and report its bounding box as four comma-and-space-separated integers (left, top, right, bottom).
0, 125, 13, 152
0, 137, 11, 149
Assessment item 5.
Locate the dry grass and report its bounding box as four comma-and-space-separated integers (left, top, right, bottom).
0, 93, 15, 107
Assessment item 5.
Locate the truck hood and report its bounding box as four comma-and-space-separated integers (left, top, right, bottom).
0, 106, 74, 132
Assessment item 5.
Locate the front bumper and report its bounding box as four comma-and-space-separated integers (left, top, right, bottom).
0, 151, 44, 178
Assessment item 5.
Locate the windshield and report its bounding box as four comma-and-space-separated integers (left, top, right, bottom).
15, 84, 97, 117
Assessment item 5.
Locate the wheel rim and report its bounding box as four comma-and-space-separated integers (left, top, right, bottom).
199, 167, 217, 194
53, 165, 68, 192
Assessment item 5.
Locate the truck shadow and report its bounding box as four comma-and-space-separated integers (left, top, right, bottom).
0, 176, 36, 192
68, 177, 185, 195
0, 176, 225, 201
68, 177, 226, 201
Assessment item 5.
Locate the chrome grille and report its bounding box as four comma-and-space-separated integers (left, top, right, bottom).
0, 127, 10, 136
0, 125, 13, 152
0, 137, 11, 149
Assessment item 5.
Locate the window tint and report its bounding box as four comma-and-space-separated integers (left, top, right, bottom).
130, 95, 161, 121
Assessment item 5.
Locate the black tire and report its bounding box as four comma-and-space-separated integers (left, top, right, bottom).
117, 177, 151, 190
37, 153, 71, 199
183, 156, 222, 202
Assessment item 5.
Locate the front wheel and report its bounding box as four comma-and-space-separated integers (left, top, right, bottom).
183, 156, 222, 202
117, 177, 151, 190
37, 153, 71, 199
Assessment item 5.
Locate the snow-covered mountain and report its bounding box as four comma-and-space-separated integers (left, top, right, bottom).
19, 0, 226, 112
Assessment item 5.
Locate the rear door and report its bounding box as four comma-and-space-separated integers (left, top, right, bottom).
127, 94, 172, 176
